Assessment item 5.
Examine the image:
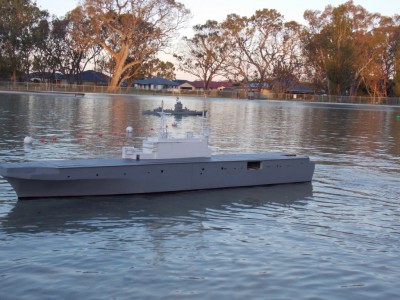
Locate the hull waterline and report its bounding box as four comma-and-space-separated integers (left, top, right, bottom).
0, 153, 315, 199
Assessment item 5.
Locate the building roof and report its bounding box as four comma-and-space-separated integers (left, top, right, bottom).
287, 84, 315, 94
190, 81, 234, 89
80, 70, 110, 82
28, 72, 64, 80
247, 83, 270, 89
135, 77, 178, 86
173, 79, 189, 85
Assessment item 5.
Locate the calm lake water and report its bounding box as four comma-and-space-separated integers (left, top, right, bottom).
0, 92, 399, 299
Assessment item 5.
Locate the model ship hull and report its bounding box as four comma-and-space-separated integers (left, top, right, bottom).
142, 109, 206, 116
0, 153, 314, 199
142, 99, 206, 116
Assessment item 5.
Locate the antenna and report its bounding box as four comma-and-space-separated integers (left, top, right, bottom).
157, 100, 169, 139
199, 106, 210, 139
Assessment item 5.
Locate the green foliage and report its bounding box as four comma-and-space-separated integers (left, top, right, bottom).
142, 59, 175, 80
0, 0, 48, 81
303, 1, 400, 97
393, 48, 400, 96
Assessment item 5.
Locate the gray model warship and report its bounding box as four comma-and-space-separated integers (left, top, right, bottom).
0, 109, 314, 199
142, 98, 206, 116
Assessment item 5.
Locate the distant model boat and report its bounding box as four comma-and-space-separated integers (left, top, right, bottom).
142, 98, 206, 116
0, 107, 314, 199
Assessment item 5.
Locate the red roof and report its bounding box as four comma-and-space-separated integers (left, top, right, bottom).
190, 81, 234, 89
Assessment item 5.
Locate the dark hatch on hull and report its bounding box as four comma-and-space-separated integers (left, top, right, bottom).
247, 161, 262, 170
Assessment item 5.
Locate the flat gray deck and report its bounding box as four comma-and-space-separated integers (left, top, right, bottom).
0, 153, 307, 171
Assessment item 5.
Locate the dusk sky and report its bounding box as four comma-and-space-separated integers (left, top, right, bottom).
36, 0, 399, 29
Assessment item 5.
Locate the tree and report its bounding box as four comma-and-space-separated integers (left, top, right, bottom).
303, 3, 355, 95
32, 16, 102, 84
174, 20, 228, 90
302, 1, 387, 96
0, 0, 48, 81
141, 58, 175, 80
269, 21, 304, 93
324, 4, 355, 95
394, 71, 400, 96
392, 16, 400, 97
69, 0, 189, 93
370, 16, 400, 97
392, 43, 400, 96
222, 11, 278, 92
114, 56, 176, 91
221, 9, 302, 96
56, 15, 101, 83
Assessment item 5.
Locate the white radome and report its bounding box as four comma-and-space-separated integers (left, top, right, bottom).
23, 136, 34, 144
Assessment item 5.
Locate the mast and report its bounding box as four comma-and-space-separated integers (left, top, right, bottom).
200, 108, 210, 139
157, 100, 168, 139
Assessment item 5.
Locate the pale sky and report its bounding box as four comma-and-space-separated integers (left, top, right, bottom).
35, 0, 399, 26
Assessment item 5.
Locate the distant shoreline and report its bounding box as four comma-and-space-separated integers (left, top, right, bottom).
1, 88, 399, 107
0, 90, 84, 97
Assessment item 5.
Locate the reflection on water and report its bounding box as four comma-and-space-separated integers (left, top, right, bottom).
1, 93, 399, 161
0, 93, 400, 299
1, 184, 312, 234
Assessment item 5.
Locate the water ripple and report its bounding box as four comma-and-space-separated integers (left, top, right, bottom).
1, 94, 400, 299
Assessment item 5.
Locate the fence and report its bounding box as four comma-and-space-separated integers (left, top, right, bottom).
1, 81, 399, 105
216, 90, 400, 105
0, 81, 123, 94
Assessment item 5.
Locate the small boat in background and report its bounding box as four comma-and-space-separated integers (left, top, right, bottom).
142, 98, 206, 116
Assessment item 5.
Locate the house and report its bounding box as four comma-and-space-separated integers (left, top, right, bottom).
247, 83, 271, 90
28, 72, 64, 83
182, 81, 234, 91
286, 84, 315, 94
173, 79, 189, 86
134, 77, 178, 90
177, 81, 196, 91
79, 70, 110, 86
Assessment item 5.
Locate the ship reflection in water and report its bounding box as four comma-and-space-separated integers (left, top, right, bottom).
1, 183, 312, 234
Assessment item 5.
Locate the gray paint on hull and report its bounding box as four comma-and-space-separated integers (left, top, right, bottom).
0, 153, 315, 199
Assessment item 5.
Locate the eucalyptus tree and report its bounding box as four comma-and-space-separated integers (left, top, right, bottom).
112, 56, 176, 91
303, 3, 355, 95
221, 9, 303, 95
393, 22, 400, 97
394, 16, 400, 97
269, 21, 304, 93
356, 16, 392, 97
394, 50, 400, 96
301, 9, 329, 93
174, 20, 229, 90
0, 0, 48, 81
29, 17, 50, 80
32, 16, 101, 84
338, 4, 389, 97
141, 58, 175, 80
370, 16, 400, 97
68, 0, 190, 92
302, 1, 388, 96
221, 11, 279, 92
